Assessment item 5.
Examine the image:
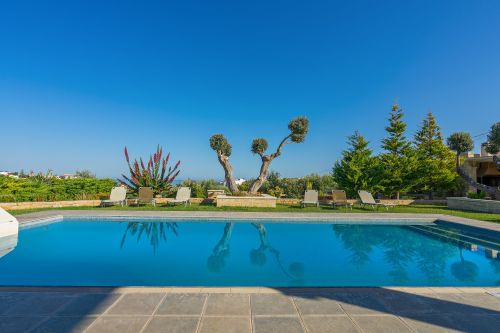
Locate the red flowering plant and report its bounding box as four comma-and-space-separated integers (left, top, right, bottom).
120, 145, 180, 195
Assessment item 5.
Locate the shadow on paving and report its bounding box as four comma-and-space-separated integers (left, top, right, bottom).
279, 287, 500, 332
0, 287, 499, 332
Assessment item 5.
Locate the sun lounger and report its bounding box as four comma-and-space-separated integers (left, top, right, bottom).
168, 187, 191, 206
101, 186, 127, 207
128, 187, 156, 206
358, 190, 395, 210
301, 190, 319, 208
331, 190, 353, 210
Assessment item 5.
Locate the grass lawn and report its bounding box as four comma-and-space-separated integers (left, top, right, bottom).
8, 203, 500, 223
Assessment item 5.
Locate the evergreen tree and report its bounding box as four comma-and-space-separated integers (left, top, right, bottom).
332, 131, 383, 198
380, 104, 417, 199
485, 122, 500, 154
414, 113, 456, 199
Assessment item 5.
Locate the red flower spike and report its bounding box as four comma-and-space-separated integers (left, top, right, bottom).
120, 145, 180, 196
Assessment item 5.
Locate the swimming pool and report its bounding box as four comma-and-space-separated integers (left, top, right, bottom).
0, 218, 499, 287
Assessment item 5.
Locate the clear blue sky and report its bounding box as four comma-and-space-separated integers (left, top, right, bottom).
1, 0, 499, 180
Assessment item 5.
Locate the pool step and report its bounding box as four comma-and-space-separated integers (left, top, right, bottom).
408, 225, 500, 251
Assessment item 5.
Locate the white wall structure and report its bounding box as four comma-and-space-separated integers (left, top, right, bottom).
0, 207, 18, 237
0, 208, 18, 258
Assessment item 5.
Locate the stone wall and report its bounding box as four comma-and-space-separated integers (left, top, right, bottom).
447, 197, 500, 214
216, 195, 277, 208
0, 197, 446, 211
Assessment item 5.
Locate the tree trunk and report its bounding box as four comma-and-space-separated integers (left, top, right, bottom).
217, 152, 239, 194
249, 157, 272, 194
396, 191, 400, 200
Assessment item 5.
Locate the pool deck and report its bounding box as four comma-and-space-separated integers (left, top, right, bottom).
3, 210, 500, 332
0, 287, 499, 332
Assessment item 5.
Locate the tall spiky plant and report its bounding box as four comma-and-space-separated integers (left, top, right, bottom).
120, 145, 180, 195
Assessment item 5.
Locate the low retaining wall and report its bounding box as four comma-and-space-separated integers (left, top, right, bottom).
447, 197, 500, 214
216, 195, 277, 208
0, 197, 446, 211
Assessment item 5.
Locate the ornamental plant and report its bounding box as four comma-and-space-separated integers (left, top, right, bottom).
120, 145, 180, 195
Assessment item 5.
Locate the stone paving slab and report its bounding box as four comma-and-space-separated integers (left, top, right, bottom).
0, 288, 499, 332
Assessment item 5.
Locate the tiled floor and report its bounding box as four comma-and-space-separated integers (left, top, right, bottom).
0, 288, 499, 333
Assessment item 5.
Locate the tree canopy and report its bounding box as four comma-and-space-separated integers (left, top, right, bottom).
414, 113, 456, 198
485, 122, 500, 154
332, 131, 383, 197
380, 104, 417, 199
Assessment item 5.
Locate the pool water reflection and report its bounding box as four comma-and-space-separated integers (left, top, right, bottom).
0, 219, 499, 287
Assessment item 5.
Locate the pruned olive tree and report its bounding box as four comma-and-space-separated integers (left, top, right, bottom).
248, 117, 309, 193
209, 134, 239, 193
209, 117, 309, 195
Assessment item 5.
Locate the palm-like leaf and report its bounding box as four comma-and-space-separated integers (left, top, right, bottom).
119, 145, 181, 195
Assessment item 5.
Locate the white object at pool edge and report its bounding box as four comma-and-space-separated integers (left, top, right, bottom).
0, 207, 18, 237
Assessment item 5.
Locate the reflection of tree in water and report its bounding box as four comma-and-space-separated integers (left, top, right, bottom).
451, 243, 478, 282
382, 230, 416, 284
121, 222, 178, 253
207, 223, 234, 272
332, 225, 381, 266
332, 225, 456, 284
250, 223, 304, 281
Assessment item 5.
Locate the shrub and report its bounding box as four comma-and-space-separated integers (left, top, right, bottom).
0, 176, 117, 202
467, 192, 487, 199
177, 179, 229, 198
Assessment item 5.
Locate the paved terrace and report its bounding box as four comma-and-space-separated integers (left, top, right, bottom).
1, 287, 500, 333
4, 210, 500, 332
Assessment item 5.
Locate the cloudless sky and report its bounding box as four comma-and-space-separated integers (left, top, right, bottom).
1, 0, 499, 180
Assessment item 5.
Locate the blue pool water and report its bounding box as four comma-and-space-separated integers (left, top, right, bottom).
0, 219, 499, 287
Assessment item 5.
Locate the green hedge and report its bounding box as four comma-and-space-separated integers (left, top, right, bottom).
0, 176, 117, 202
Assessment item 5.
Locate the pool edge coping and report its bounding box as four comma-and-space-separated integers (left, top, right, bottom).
14, 210, 500, 232
0, 286, 498, 294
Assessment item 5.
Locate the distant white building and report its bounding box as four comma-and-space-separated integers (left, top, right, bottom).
235, 178, 246, 185
61, 174, 78, 179
0, 171, 19, 179
220, 178, 247, 186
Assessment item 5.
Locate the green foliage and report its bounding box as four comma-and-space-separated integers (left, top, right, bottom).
380, 104, 418, 198
288, 116, 309, 143
179, 179, 228, 198
209, 134, 232, 156
251, 138, 268, 155
446, 132, 474, 155
249, 171, 335, 198
467, 191, 487, 199
447, 132, 474, 168
75, 170, 96, 178
120, 145, 180, 195
414, 113, 457, 198
0, 176, 116, 202
332, 131, 383, 197
485, 122, 500, 154
267, 186, 284, 198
